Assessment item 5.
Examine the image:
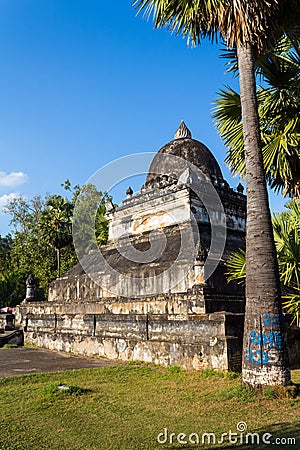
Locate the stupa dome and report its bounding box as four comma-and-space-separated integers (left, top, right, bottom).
146, 121, 224, 185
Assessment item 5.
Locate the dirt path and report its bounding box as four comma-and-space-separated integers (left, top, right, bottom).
0, 347, 117, 378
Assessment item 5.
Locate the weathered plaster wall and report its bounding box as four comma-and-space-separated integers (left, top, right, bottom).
107, 186, 192, 240
18, 300, 243, 370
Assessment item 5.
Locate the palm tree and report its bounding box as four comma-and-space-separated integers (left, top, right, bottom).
39, 195, 73, 278
214, 34, 300, 198
227, 200, 300, 325
133, 0, 297, 387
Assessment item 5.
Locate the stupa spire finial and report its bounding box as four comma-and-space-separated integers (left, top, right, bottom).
174, 120, 192, 139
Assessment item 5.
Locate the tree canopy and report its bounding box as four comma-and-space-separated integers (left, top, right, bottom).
214, 33, 300, 198
0, 181, 110, 307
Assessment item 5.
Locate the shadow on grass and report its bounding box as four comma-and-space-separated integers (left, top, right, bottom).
39, 383, 92, 399
164, 422, 300, 449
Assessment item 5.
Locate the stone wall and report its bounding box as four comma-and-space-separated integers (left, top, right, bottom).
16, 300, 243, 371
16, 298, 300, 371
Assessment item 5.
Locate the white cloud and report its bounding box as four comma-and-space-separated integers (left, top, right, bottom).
0, 171, 28, 188
0, 193, 19, 212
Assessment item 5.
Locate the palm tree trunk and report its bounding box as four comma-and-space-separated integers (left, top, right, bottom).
237, 44, 290, 387
56, 247, 60, 278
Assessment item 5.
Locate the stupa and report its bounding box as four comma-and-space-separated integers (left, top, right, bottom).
17, 122, 249, 370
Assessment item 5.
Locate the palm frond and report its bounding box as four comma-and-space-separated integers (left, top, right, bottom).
213, 87, 246, 176
226, 249, 246, 283
283, 289, 300, 325
214, 32, 300, 197
133, 0, 283, 50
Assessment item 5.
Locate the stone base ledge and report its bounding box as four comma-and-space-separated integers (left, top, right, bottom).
25, 331, 235, 371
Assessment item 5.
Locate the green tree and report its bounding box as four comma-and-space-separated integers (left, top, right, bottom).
133, 0, 298, 387
5, 195, 43, 236
0, 235, 13, 306
0, 235, 12, 280
39, 195, 73, 278
273, 200, 300, 288
1, 193, 53, 303
0, 182, 111, 305
2, 196, 48, 304
71, 183, 111, 255
214, 34, 300, 198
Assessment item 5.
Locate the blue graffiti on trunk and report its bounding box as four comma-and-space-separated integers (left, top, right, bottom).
245, 314, 284, 365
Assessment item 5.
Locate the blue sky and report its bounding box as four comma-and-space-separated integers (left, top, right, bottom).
0, 0, 287, 235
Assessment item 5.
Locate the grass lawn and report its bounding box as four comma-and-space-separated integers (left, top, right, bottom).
0, 363, 299, 450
